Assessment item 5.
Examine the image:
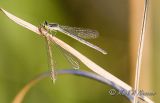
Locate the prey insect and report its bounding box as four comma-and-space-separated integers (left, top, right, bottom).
39, 21, 107, 82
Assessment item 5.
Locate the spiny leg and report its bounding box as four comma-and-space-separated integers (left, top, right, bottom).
45, 34, 56, 83
38, 26, 56, 83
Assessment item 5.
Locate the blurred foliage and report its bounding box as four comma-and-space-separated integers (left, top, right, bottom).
152, 0, 160, 102
0, 0, 130, 103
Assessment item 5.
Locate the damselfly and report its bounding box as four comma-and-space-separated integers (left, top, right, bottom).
43, 21, 107, 54
39, 21, 107, 82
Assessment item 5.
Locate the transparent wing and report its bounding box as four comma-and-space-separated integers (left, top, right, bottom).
51, 37, 80, 69
59, 25, 99, 39
62, 51, 79, 70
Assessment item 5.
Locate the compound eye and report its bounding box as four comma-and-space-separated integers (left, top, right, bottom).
44, 21, 48, 25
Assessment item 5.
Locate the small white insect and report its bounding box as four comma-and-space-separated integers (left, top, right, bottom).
42, 21, 107, 54
40, 21, 107, 82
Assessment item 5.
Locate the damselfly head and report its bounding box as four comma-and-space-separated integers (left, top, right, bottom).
42, 21, 59, 31
42, 21, 48, 28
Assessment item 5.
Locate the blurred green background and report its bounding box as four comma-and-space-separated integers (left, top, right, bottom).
0, 0, 157, 103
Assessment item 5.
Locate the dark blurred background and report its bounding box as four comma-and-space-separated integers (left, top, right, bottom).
0, 0, 157, 103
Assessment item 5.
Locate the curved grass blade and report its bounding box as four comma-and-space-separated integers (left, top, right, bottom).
133, 0, 149, 103
12, 69, 153, 103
